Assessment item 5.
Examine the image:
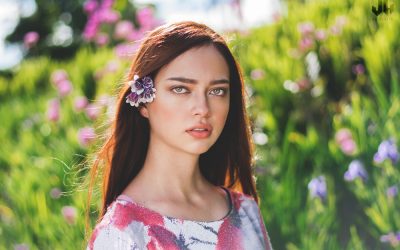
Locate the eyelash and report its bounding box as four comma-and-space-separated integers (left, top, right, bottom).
171, 86, 228, 96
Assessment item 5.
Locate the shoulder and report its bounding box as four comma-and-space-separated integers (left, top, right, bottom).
87, 223, 139, 250
87, 197, 164, 250
86, 199, 142, 250
226, 188, 259, 211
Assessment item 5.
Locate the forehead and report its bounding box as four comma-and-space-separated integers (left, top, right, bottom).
156, 45, 229, 81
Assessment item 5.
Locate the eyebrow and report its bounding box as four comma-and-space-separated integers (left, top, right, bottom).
166, 77, 230, 85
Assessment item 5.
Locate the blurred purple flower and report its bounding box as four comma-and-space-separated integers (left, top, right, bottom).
250, 69, 265, 80
51, 70, 69, 86
95, 33, 109, 46
314, 29, 327, 41
14, 244, 29, 250
61, 206, 77, 225
297, 22, 315, 36
344, 160, 368, 182
24, 31, 39, 48
83, 0, 98, 14
74, 96, 89, 112
85, 103, 101, 120
57, 80, 73, 97
352, 64, 365, 75
50, 187, 62, 199
46, 99, 60, 122
380, 232, 400, 246
374, 139, 399, 164
114, 20, 134, 40
308, 176, 327, 200
387, 185, 398, 198
78, 127, 96, 147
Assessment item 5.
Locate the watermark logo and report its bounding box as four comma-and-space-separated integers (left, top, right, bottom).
371, 0, 394, 16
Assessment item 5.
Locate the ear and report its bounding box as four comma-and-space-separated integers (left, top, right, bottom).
138, 106, 149, 118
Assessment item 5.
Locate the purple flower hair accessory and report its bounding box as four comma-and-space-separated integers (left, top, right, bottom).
126, 75, 156, 107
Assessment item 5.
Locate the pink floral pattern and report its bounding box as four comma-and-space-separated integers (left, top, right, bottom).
87, 187, 272, 249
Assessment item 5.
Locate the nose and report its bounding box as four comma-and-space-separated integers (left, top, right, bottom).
192, 93, 210, 118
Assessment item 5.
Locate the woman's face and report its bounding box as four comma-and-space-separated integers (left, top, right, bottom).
140, 45, 230, 155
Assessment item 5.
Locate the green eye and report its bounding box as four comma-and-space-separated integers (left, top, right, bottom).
210, 88, 227, 96
172, 87, 188, 94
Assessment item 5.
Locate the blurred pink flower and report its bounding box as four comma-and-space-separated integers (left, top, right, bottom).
106, 60, 119, 72
99, 9, 120, 23
114, 20, 134, 40
78, 127, 96, 147
335, 16, 347, 27
297, 22, 314, 36
315, 29, 327, 41
51, 70, 69, 86
46, 99, 60, 122
95, 33, 109, 46
74, 96, 89, 112
97, 94, 110, 107
83, 0, 98, 14
24, 31, 39, 48
272, 12, 281, 22
297, 78, 311, 90
330, 25, 342, 35
352, 64, 365, 75
335, 128, 357, 155
136, 7, 157, 30
50, 187, 62, 199
126, 29, 144, 42
61, 206, 77, 225
101, 0, 114, 9
57, 80, 73, 97
250, 69, 265, 80
335, 128, 352, 144
85, 103, 101, 120
115, 42, 139, 59
83, 12, 101, 41
341, 139, 357, 155
299, 37, 314, 51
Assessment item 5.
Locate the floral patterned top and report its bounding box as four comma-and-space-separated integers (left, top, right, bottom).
87, 187, 272, 250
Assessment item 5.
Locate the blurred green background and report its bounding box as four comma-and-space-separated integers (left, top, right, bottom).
0, 0, 399, 249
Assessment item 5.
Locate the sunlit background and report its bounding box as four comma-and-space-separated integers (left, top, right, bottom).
0, 0, 399, 249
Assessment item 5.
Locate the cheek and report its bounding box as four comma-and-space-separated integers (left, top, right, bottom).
147, 93, 183, 128
211, 99, 230, 126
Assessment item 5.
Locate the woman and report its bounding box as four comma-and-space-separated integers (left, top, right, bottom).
86, 21, 272, 250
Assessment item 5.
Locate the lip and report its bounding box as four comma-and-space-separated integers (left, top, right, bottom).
186, 124, 213, 139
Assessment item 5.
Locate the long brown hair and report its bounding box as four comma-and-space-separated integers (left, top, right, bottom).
86, 21, 257, 231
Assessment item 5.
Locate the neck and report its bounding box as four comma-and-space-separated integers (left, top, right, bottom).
131, 135, 211, 201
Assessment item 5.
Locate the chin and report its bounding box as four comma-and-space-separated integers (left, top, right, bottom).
184, 143, 214, 155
